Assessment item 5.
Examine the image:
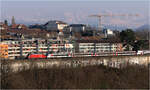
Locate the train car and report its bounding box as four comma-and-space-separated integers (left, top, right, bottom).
27, 53, 47, 59
47, 52, 73, 58
136, 50, 150, 55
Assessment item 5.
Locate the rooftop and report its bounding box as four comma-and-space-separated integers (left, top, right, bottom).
44, 20, 67, 26
69, 24, 86, 27
76, 37, 121, 43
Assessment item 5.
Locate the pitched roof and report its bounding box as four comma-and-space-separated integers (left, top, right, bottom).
11, 24, 18, 29
0, 22, 4, 25
0, 22, 8, 29
44, 20, 67, 26
10, 24, 27, 29
76, 37, 121, 43
69, 24, 86, 27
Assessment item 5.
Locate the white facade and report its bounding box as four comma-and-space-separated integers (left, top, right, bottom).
1, 39, 74, 59
57, 24, 68, 30
104, 29, 114, 38
45, 21, 67, 31
107, 29, 113, 35
79, 43, 122, 53
0, 26, 5, 30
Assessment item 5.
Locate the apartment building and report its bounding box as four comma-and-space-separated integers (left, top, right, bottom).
75, 40, 123, 53
0, 44, 8, 59
0, 39, 74, 59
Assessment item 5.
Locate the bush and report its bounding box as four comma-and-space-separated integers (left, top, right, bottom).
1, 65, 149, 89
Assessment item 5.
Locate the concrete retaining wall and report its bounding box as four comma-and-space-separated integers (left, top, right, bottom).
1, 55, 150, 73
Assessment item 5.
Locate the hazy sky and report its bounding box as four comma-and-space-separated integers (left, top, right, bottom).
0, 0, 149, 28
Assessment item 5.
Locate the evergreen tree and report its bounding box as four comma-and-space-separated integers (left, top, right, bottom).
120, 29, 135, 45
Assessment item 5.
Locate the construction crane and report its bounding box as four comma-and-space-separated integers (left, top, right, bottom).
89, 14, 139, 31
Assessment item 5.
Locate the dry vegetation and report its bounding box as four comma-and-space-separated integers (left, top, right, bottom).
1, 65, 149, 89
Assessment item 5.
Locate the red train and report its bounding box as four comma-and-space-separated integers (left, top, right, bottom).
27, 53, 47, 59
26, 53, 73, 59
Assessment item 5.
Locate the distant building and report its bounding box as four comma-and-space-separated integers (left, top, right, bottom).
10, 16, 28, 30
17, 24, 28, 30
63, 24, 87, 38
0, 44, 8, 59
0, 22, 8, 30
10, 24, 28, 30
69, 24, 86, 32
103, 28, 114, 38
11, 16, 16, 25
44, 20, 68, 31
75, 39, 123, 53
10, 16, 17, 29
29, 24, 45, 30
0, 39, 74, 59
11, 24, 28, 30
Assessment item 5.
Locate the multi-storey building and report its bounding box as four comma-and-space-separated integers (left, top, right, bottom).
0, 38, 123, 59
0, 39, 74, 59
0, 44, 8, 59
75, 40, 123, 53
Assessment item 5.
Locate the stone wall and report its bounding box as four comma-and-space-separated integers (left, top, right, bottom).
1, 55, 150, 73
